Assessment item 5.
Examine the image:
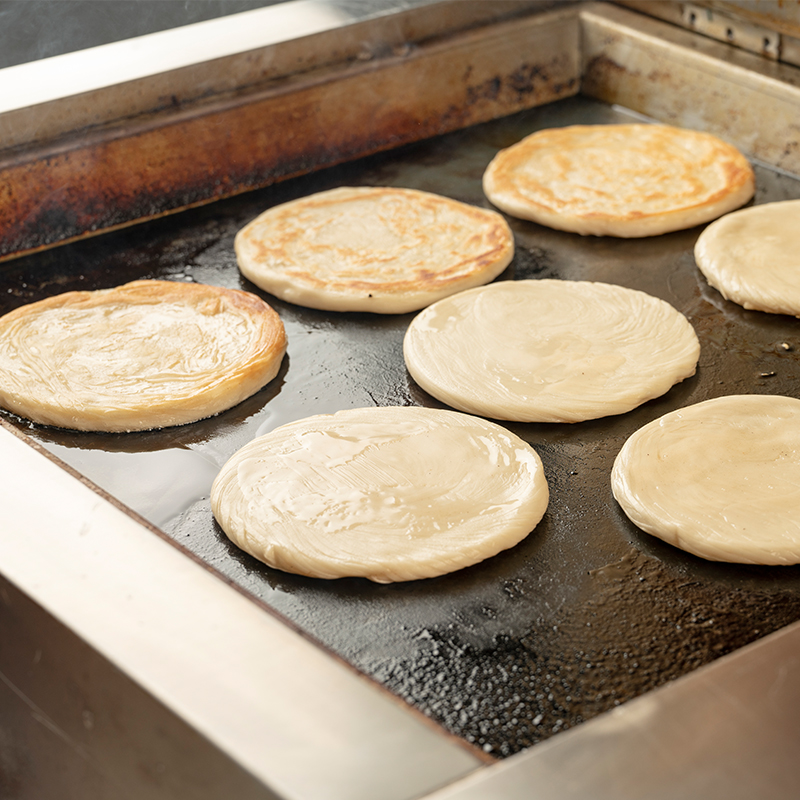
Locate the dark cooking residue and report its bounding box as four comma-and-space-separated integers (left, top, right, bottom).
508, 245, 559, 280
369, 548, 800, 757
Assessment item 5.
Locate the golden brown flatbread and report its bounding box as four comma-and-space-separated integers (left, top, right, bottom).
403, 279, 700, 423
211, 406, 549, 583
612, 395, 800, 564
234, 186, 514, 313
483, 124, 755, 237
695, 199, 800, 316
0, 280, 286, 432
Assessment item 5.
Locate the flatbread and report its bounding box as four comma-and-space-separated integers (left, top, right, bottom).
210, 406, 549, 583
612, 395, 800, 565
403, 279, 700, 423
695, 199, 800, 316
234, 186, 514, 313
0, 279, 286, 432
483, 124, 755, 237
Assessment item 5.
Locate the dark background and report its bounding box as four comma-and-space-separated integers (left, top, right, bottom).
0, 0, 282, 68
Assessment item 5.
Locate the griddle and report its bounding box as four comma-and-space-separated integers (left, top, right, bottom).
3, 89, 800, 762
6, 3, 800, 797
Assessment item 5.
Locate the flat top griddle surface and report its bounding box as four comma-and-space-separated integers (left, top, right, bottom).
4, 96, 800, 758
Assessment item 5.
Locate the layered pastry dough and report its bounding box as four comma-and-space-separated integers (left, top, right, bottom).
612, 395, 800, 564
210, 406, 549, 583
234, 186, 514, 313
0, 280, 286, 432
403, 279, 700, 423
483, 124, 755, 237
695, 199, 800, 316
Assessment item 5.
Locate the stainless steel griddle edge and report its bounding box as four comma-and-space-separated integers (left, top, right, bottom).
0, 421, 483, 800
3, 2, 800, 799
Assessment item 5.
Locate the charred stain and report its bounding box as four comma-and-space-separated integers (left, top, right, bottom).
464, 58, 573, 109
585, 53, 628, 76
508, 63, 548, 96
552, 76, 578, 96
14, 205, 80, 251
780, 139, 799, 166
510, 246, 558, 279
467, 76, 503, 105
582, 53, 631, 97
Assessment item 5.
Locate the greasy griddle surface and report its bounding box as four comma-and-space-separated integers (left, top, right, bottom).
4, 96, 800, 757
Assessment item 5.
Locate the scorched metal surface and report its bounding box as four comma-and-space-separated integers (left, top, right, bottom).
3, 96, 800, 759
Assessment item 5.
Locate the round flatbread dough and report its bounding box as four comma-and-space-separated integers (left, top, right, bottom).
695, 199, 800, 316
483, 124, 755, 237
210, 406, 549, 583
612, 395, 800, 565
234, 186, 514, 313
403, 279, 700, 423
0, 279, 287, 432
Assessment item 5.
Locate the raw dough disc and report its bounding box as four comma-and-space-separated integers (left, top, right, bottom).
234, 186, 514, 313
695, 199, 800, 316
612, 394, 800, 564
482, 124, 755, 237
403, 279, 700, 423
210, 406, 549, 583
0, 279, 287, 432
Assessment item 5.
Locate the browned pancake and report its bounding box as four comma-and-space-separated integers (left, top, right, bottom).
234, 186, 514, 312
483, 124, 755, 237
